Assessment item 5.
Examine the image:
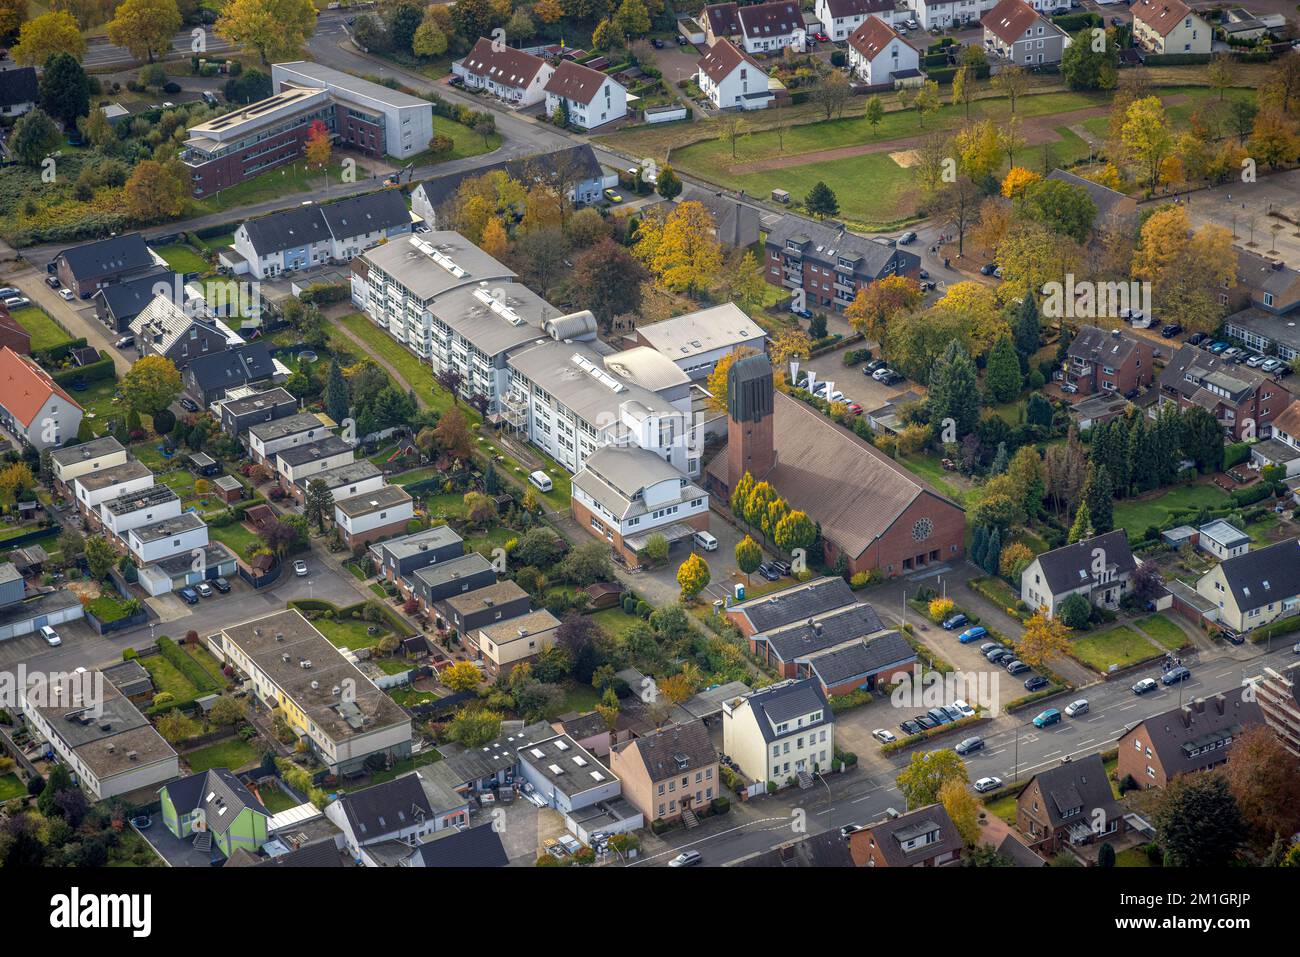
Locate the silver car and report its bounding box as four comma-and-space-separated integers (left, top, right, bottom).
1064, 699, 1089, 717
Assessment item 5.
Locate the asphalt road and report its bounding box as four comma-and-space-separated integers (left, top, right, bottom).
81, 28, 237, 70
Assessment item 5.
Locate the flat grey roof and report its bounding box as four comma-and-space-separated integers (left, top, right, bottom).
429, 283, 557, 359
296, 459, 382, 490
334, 484, 412, 518
412, 552, 494, 588
359, 232, 514, 304
635, 303, 766, 361
50, 436, 125, 466
32, 676, 176, 779
516, 733, 612, 794
130, 511, 206, 543
248, 412, 332, 442
273, 60, 431, 109
223, 387, 297, 417
74, 461, 152, 493
373, 524, 463, 561
277, 435, 354, 466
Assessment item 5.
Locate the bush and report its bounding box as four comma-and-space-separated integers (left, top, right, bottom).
1058, 593, 1092, 630
711, 796, 730, 814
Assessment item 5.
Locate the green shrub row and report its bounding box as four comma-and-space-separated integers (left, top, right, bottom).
156, 636, 221, 694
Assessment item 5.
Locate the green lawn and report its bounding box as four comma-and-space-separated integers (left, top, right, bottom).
1135, 614, 1189, 652
559, 682, 601, 714
392, 467, 441, 487
983, 792, 1019, 825
1071, 625, 1160, 672
590, 606, 643, 640
1116, 847, 1156, 867
0, 773, 25, 802
194, 231, 235, 252
191, 162, 345, 214
142, 654, 201, 699
313, 615, 389, 651
184, 738, 260, 774
257, 785, 300, 814
1110, 484, 1233, 540
73, 378, 126, 436
10, 305, 72, 351
896, 453, 975, 505
208, 521, 262, 560
152, 243, 209, 275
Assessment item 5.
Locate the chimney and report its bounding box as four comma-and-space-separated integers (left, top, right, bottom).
1179, 707, 1193, 728
1213, 693, 1226, 715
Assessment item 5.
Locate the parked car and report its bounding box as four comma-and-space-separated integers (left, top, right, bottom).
979, 263, 997, 275
59, 288, 74, 301
1160, 323, 1182, 338
954, 736, 984, 755
1261, 358, 1283, 373
293, 560, 308, 577
213, 577, 231, 594
1033, 708, 1062, 728
813, 31, 830, 42
1293, 641, 1300, 654
1221, 629, 1244, 646
668, 850, 702, 867
1132, 677, 1159, 695
603, 188, 623, 203
941, 613, 969, 630
651, 37, 665, 48
872, 728, 896, 744
1024, 674, 1049, 691
3, 296, 30, 309
179, 397, 199, 412
926, 707, 954, 725
840, 823, 866, 839
45, 276, 61, 289
979, 642, 1000, 655
914, 714, 938, 731
987, 648, 1014, 664
114, 335, 134, 349
1161, 665, 1192, 685
865, 358, 887, 373
973, 776, 1003, 794
1005, 659, 1030, 675
951, 700, 976, 718
1187, 332, 1206, 346
675, 34, 688, 45
1064, 699, 1089, 717
195, 582, 213, 598
178, 586, 200, 605
39, 625, 61, 647
871, 367, 894, 382
1209, 341, 1229, 353
898, 230, 917, 245
958, 626, 988, 644
756, 562, 781, 582
791, 305, 813, 319
899, 719, 924, 736
1246, 353, 1267, 367
769, 559, 792, 577
880, 371, 905, 386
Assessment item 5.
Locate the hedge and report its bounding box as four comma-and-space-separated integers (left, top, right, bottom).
33, 336, 87, 366
1141, 53, 1212, 65
926, 63, 990, 85
52, 354, 115, 386
1224, 442, 1251, 469
157, 636, 221, 694
1051, 12, 1101, 31
880, 714, 984, 754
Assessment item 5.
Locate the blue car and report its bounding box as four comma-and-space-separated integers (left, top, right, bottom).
958, 626, 988, 644
1209, 341, 1229, 354
1033, 708, 1062, 728
178, 586, 200, 605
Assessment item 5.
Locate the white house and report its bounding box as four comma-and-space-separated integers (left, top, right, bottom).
275, 436, 356, 486
697, 39, 774, 110
633, 302, 767, 381
126, 512, 209, 566
912, 0, 997, 30
0, 347, 84, 452
299, 461, 387, 503
983, 0, 1069, 66
50, 437, 127, 496
333, 484, 415, 549
1020, 530, 1138, 618
847, 16, 921, 85
99, 485, 183, 542
74, 461, 155, 519
515, 733, 622, 814
815, 0, 903, 41
453, 37, 554, 107
544, 60, 627, 130
736, 0, 806, 54
248, 412, 338, 466
1196, 520, 1251, 561
1132, 0, 1212, 55
723, 679, 836, 787
324, 771, 469, 865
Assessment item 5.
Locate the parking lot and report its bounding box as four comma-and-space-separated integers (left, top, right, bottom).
797, 347, 919, 416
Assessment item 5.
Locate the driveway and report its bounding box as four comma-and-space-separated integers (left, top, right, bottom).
798, 347, 920, 414
0, 263, 131, 375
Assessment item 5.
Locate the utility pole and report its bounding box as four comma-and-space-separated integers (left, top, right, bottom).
1013, 724, 1020, 783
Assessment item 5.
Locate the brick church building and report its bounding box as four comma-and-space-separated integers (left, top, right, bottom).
705, 354, 965, 577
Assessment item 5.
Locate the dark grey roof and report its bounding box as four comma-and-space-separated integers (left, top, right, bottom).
1128, 687, 1264, 779
1032, 530, 1136, 596
295, 459, 382, 491
1047, 169, 1135, 224
766, 214, 918, 280
251, 843, 345, 867
744, 679, 832, 743
865, 804, 963, 867
335, 774, 435, 841
0, 66, 38, 108
731, 576, 857, 633
412, 552, 495, 589
680, 184, 760, 248
414, 824, 509, 867
735, 829, 855, 867
1159, 344, 1275, 404
415, 145, 602, 214
1215, 537, 1300, 611
1067, 325, 1141, 368
618, 721, 716, 783
164, 768, 267, 836
759, 602, 887, 663
1024, 754, 1121, 830
58, 234, 154, 283
437, 721, 555, 786
187, 342, 277, 393
222, 387, 297, 418
318, 190, 410, 239
92, 270, 177, 320
101, 659, 152, 695
728, 352, 774, 423
241, 205, 330, 256
803, 630, 914, 685
277, 435, 354, 466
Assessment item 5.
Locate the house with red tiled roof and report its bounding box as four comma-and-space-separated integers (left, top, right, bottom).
847, 16, 921, 85
697, 39, 775, 110
1132, 0, 1211, 54
452, 37, 554, 107
0, 346, 84, 450
983, 0, 1068, 66
543, 60, 627, 130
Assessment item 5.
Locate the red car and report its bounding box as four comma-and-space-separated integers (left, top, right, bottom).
846, 403, 863, 415
813, 31, 830, 42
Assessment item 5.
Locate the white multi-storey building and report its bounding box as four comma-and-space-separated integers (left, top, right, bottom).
126, 512, 210, 566
723, 679, 836, 787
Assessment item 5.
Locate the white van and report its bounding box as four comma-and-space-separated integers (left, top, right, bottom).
693, 531, 718, 551
528, 470, 553, 493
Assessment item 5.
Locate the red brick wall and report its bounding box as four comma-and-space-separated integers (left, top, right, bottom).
571, 498, 709, 569
821, 491, 965, 578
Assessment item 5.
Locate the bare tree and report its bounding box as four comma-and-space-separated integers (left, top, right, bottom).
992, 64, 1029, 114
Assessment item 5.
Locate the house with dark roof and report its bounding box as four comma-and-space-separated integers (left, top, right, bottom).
543, 60, 627, 130
371, 524, 465, 588
1020, 530, 1139, 618
849, 804, 963, 866
722, 678, 835, 787
1047, 169, 1138, 231
737, 829, 856, 867
1158, 343, 1293, 442
847, 16, 921, 86
0, 66, 38, 117
749, 601, 886, 673
1065, 325, 1155, 398
1193, 537, 1300, 634
452, 37, 554, 106
764, 213, 921, 312
159, 768, 270, 860
91, 271, 178, 334
815, 0, 903, 42
796, 629, 916, 696
400, 823, 509, 867
697, 39, 774, 111
1227, 247, 1300, 319
224, 842, 346, 867
131, 294, 234, 371
219, 386, 299, 438
703, 2, 743, 44
324, 769, 470, 865
609, 720, 719, 825
55, 233, 159, 299
1017, 754, 1125, 855
735, 1, 807, 54
183, 341, 284, 407
1132, 0, 1211, 54
1118, 688, 1264, 789
983, 0, 1068, 66
726, 575, 857, 638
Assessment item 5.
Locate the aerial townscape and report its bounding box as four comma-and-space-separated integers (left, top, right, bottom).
1, 0, 1300, 908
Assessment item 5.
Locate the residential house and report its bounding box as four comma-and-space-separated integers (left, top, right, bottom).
409, 552, 498, 614
219, 387, 299, 439
0, 66, 38, 117
248, 412, 337, 466
91, 271, 177, 334
370, 524, 465, 586
673, 184, 762, 250
73, 461, 155, 523
324, 770, 470, 865
130, 294, 234, 371
703, 2, 743, 44
1019, 530, 1138, 617
1016, 754, 1126, 855
49, 436, 127, 497
378, 823, 509, 867
722, 678, 835, 787
849, 804, 963, 866
1064, 325, 1155, 397
274, 435, 356, 487
54, 233, 160, 299
765, 214, 921, 312
609, 720, 719, 824
468, 607, 561, 676
735, 1, 807, 54
515, 732, 623, 814
1194, 537, 1300, 634
136, 542, 239, 598
0, 347, 83, 451
317, 190, 416, 263
294, 459, 386, 504
214, 609, 413, 775
983, 0, 1069, 66
1069, 393, 1131, 432
98, 485, 183, 542
452, 38, 554, 106
815, 0, 904, 41
1255, 402, 1300, 478
125, 512, 209, 566
697, 39, 775, 110
436, 580, 531, 636
848, 16, 922, 85
796, 629, 917, 696
333, 484, 415, 549
1158, 344, 1293, 442
1225, 248, 1300, 327
1248, 664, 1300, 757
912, 0, 998, 31
1117, 688, 1264, 789
571, 445, 710, 569
183, 342, 284, 408
634, 302, 767, 381
159, 768, 270, 860
1132, 0, 1211, 54
749, 601, 885, 673
543, 60, 627, 130
1196, 519, 1251, 561
726, 575, 857, 639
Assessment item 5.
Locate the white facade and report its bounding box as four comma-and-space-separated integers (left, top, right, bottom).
814, 0, 908, 41
1133, 4, 1212, 54
722, 681, 836, 787
335, 497, 414, 540
100, 491, 183, 541
698, 50, 774, 110
277, 447, 356, 485
848, 22, 921, 84
75, 471, 154, 516
913, 0, 996, 29
231, 223, 331, 281
545, 75, 627, 130
127, 518, 210, 566
573, 468, 709, 543
451, 43, 555, 106
51, 444, 128, 490
248, 418, 336, 464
